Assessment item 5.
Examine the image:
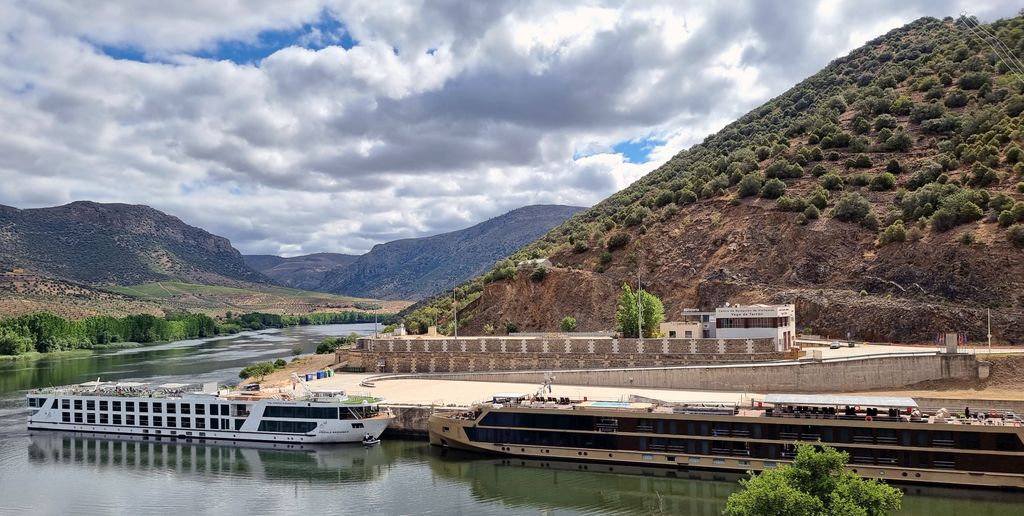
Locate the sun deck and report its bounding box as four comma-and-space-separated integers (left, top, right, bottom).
440, 393, 1024, 427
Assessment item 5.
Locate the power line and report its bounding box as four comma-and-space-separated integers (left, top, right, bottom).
957, 13, 1024, 84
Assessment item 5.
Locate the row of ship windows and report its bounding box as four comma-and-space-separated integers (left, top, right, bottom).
61, 412, 242, 430
39, 398, 233, 416
56, 413, 337, 434
33, 399, 346, 421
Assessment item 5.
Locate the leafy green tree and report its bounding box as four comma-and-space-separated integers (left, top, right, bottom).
238, 362, 276, 380
0, 326, 34, 355
559, 316, 578, 332
615, 284, 664, 338
724, 444, 902, 516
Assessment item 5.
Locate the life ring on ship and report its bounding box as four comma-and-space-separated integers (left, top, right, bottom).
864, 416, 873, 422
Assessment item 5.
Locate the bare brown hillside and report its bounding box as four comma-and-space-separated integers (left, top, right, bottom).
460, 196, 1024, 342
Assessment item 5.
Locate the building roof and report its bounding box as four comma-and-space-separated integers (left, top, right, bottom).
764, 394, 918, 408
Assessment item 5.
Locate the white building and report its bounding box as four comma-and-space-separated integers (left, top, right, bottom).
675, 304, 796, 351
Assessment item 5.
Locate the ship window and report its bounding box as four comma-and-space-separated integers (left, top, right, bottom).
196, 404, 206, 415
181, 404, 191, 414
62, 412, 71, 422
153, 416, 162, 427
138, 402, 148, 413
125, 402, 134, 412
86, 400, 95, 411
153, 403, 162, 413
352, 423, 364, 429
100, 413, 109, 424
234, 420, 244, 430
209, 419, 218, 430
263, 406, 339, 419
221, 405, 230, 416
714, 458, 726, 465
688, 457, 701, 463
74, 400, 82, 410
196, 418, 206, 429
126, 415, 135, 425
181, 417, 191, 428
166, 417, 176, 427
112, 401, 121, 411
258, 420, 317, 434
667, 456, 675, 462
113, 414, 122, 425
99, 401, 108, 411
739, 460, 750, 466
74, 413, 83, 423
166, 404, 176, 414
87, 414, 95, 424
61, 399, 69, 409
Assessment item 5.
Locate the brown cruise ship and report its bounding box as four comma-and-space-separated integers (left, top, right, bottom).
428, 393, 1024, 488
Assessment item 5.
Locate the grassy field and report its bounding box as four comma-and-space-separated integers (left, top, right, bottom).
105, 281, 410, 315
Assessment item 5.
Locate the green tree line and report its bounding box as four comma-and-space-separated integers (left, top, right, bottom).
0, 310, 396, 356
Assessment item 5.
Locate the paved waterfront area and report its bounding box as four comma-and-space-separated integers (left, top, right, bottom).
305, 373, 749, 406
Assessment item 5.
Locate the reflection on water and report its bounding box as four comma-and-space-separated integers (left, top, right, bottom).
27, 431, 402, 485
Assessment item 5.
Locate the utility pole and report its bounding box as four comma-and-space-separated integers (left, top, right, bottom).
453, 283, 458, 340
374, 311, 378, 338
987, 308, 992, 353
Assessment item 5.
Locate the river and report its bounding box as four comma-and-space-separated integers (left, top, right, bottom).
0, 324, 1021, 515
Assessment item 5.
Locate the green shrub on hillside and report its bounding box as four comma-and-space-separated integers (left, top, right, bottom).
737, 173, 765, 198
606, 233, 630, 250
1008, 224, 1024, 248
760, 178, 787, 199
878, 220, 907, 245
820, 173, 844, 190
869, 173, 897, 191
832, 193, 872, 224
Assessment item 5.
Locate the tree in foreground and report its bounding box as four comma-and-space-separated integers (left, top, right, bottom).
615, 284, 664, 338
724, 443, 902, 516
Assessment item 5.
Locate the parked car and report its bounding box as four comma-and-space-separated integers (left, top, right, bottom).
829, 341, 841, 349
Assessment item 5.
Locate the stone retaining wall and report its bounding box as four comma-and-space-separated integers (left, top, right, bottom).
340, 336, 789, 374
365, 354, 977, 393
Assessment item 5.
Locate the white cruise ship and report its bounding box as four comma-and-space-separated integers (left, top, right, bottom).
26, 380, 393, 444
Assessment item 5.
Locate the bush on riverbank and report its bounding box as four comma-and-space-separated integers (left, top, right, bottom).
315, 333, 360, 354
238, 361, 278, 380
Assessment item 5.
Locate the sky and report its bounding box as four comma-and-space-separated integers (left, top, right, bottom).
0, 1, 1020, 256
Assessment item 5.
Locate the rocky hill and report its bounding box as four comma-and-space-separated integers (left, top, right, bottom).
319, 205, 585, 300
403, 15, 1024, 343
244, 253, 358, 290
0, 201, 266, 286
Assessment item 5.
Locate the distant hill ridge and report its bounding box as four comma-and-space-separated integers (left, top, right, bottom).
316, 204, 585, 300
0, 201, 265, 286
243, 253, 359, 291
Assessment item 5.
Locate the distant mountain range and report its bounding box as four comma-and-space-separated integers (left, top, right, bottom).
246, 205, 585, 300
0, 200, 583, 309
243, 253, 358, 291
0, 201, 264, 286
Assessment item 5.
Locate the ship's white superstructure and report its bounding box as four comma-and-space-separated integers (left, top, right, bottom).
26, 381, 392, 444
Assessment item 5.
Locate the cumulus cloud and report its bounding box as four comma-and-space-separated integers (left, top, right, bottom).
0, 0, 1019, 255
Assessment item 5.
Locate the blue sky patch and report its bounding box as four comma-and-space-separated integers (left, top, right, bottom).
96, 13, 356, 65
612, 137, 665, 163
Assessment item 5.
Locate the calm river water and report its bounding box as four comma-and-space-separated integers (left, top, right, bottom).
0, 324, 1022, 515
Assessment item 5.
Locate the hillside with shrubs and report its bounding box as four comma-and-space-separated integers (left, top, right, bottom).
402, 14, 1024, 343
